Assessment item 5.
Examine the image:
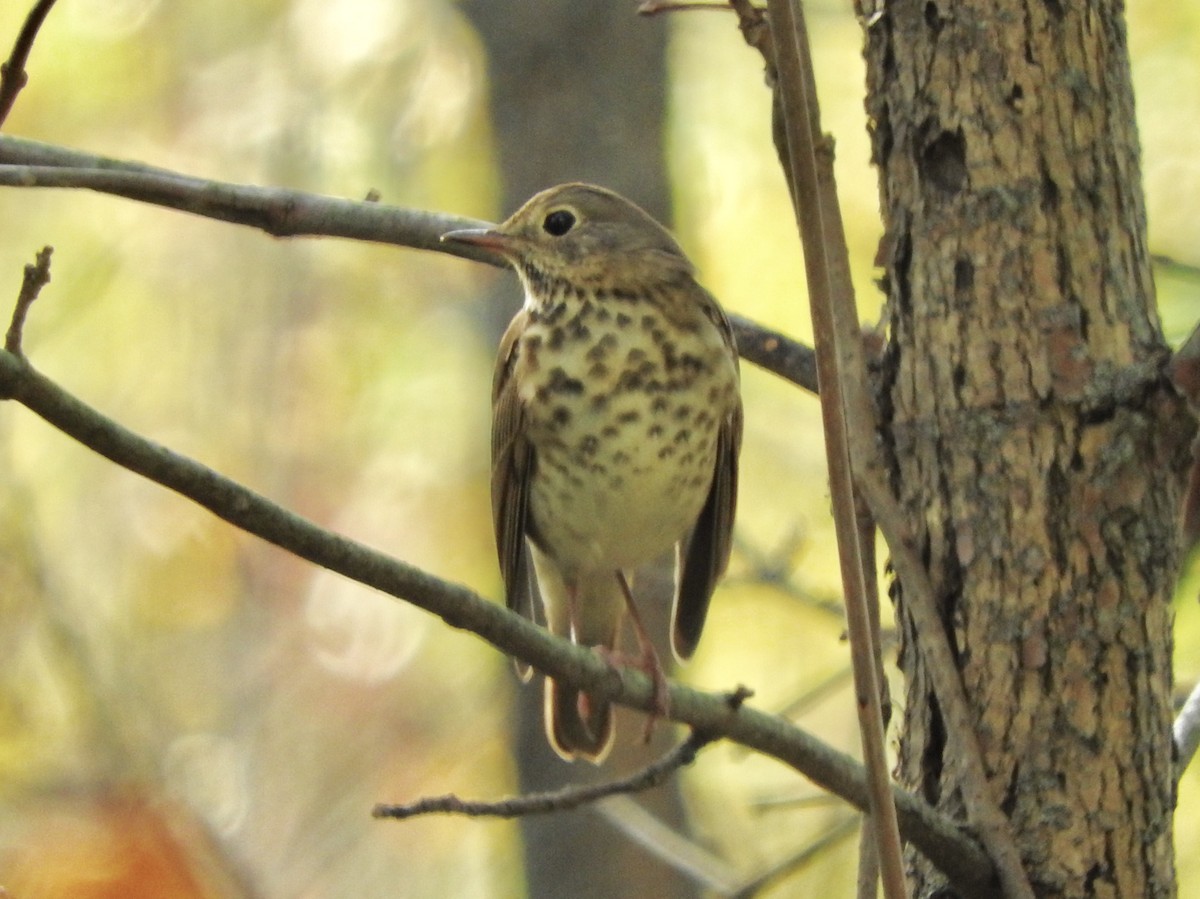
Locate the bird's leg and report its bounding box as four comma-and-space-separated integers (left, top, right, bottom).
612, 571, 670, 743
565, 584, 602, 725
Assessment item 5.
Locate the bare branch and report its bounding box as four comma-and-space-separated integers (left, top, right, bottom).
730, 815, 861, 899
728, 314, 818, 393
596, 795, 742, 894
1169, 321, 1200, 407
0, 160, 496, 262
0, 0, 58, 127
855, 470, 1038, 898
1171, 322, 1200, 553
374, 728, 715, 820
1153, 254, 1200, 284
0, 135, 818, 394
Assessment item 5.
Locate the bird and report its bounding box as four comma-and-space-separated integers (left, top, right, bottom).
443, 183, 741, 762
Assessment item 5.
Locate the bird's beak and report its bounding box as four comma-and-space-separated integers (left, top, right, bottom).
441, 228, 522, 256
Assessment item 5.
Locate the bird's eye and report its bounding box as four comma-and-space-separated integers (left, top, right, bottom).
542, 209, 576, 236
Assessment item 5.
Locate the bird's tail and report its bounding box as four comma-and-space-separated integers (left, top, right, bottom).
530, 548, 624, 763
547, 678, 613, 762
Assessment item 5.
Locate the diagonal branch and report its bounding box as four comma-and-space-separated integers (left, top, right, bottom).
0, 337, 999, 897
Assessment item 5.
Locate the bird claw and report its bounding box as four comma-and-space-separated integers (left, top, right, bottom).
592, 642, 671, 745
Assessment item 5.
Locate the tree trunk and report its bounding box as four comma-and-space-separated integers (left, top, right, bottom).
864, 2, 1192, 895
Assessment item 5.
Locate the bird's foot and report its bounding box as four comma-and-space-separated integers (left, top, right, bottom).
593, 639, 671, 745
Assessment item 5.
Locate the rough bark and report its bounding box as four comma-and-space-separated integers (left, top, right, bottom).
864, 2, 1192, 896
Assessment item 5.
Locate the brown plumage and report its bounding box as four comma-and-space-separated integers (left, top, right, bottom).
444, 183, 741, 762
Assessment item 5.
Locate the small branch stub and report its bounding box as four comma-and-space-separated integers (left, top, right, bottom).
373, 690, 750, 822
5, 244, 52, 356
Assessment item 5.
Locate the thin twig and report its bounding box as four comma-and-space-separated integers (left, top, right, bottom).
0, 0, 58, 127
376, 692, 748, 822
1168, 322, 1200, 406
4, 244, 50, 356
727, 530, 844, 618
762, 2, 908, 896
374, 729, 714, 820
730, 814, 861, 899
751, 792, 843, 811
597, 795, 743, 894
728, 313, 818, 393
0, 161, 494, 259
857, 814, 882, 899
1153, 254, 1200, 283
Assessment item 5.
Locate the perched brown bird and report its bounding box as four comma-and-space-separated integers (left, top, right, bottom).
444, 183, 741, 762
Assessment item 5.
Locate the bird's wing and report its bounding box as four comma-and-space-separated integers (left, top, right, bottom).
492, 310, 539, 677
672, 397, 742, 661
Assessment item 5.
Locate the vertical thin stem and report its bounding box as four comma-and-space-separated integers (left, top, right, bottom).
763, 1, 908, 896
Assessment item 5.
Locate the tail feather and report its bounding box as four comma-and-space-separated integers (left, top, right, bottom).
529, 545, 624, 763
546, 679, 613, 762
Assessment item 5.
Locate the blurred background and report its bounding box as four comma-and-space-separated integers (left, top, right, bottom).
0, 1, 1196, 896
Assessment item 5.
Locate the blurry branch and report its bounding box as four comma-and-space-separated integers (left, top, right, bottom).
729, 814, 860, 899
0, 281, 998, 899
375, 725, 721, 820
752, 791, 843, 812
0, 134, 817, 394
729, 529, 844, 618
778, 661, 860, 719
1153, 253, 1200, 284
1175, 679, 1200, 780
596, 795, 741, 895
637, 1, 734, 14
0, 0, 57, 127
